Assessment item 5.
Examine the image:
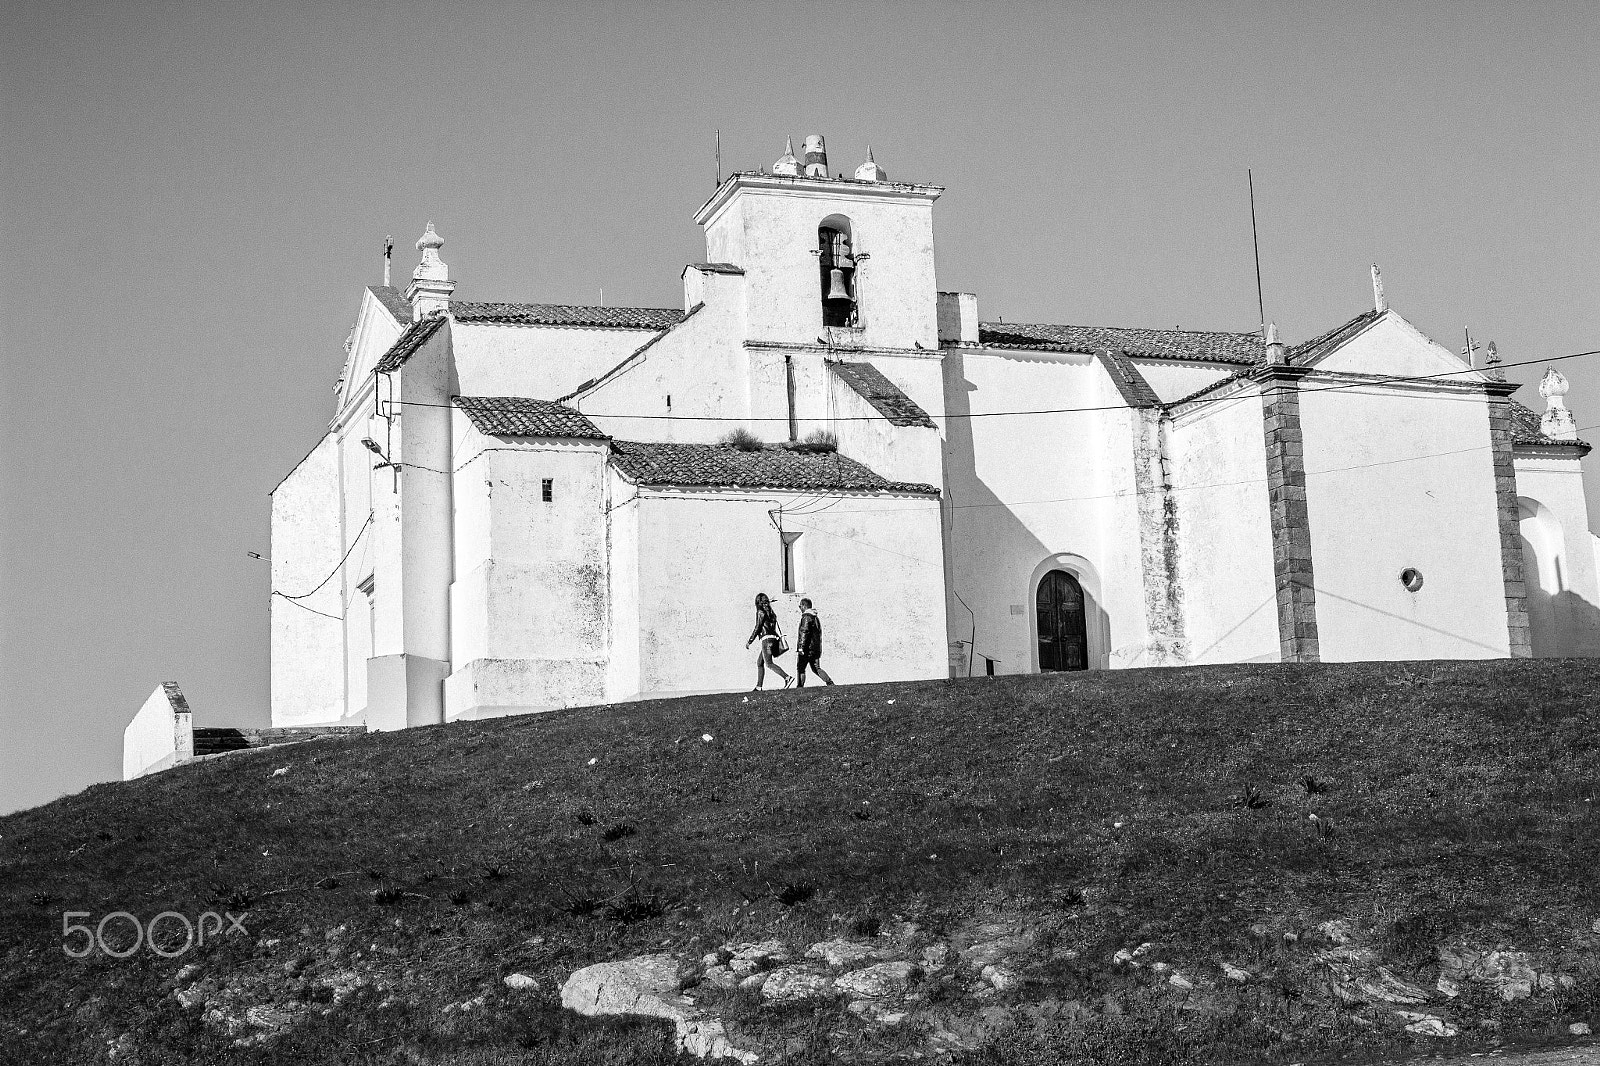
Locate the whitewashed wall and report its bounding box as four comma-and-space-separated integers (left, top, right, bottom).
452, 321, 665, 400
122, 683, 193, 780
940, 347, 1149, 674
270, 433, 346, 726
1170, 384, 1281, 663
1514, 453, 1600, 656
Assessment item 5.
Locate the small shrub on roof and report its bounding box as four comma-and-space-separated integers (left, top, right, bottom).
720, 427, 764, 451
796, 428, 839, 453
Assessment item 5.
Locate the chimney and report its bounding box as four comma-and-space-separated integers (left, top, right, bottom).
803, 134, 828, 178
1371, 264, 1388, 313
937, 292, 979, 345
405, 221, 455, 320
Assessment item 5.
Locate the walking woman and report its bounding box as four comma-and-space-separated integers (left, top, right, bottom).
745, 592, 793, 690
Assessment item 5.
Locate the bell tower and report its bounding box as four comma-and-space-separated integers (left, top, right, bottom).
692, 135, 944, 352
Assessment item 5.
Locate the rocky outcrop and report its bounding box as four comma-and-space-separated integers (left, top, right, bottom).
561, 955, 756, 1064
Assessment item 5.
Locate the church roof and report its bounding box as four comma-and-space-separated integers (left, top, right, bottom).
1288, 309, 1385, 363
1508, 400, 1588, 449
368, 285, 412, 327
830, 362, 937, 427
1096, 351, 1163, 408
979, 322, 1263, 365
450, 302, 686, 330
608, 440, 939, 495
373, 314, 447, 373
455, 396, 608, 440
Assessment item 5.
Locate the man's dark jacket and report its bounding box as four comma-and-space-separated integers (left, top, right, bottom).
797, 611, 823, 658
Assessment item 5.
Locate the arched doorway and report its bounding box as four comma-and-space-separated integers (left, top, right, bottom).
1036, 570, 1088, 671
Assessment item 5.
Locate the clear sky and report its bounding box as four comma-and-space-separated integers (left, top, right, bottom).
3, 0, 1596, 815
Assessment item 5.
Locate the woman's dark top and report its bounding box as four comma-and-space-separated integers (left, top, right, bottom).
749, 605, 779, 643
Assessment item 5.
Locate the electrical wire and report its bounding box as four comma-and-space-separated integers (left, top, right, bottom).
271, 514, 373, 602
378, 345, 1600, 423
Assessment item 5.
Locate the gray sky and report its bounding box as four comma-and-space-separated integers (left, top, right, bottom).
3, 0, 1596, 815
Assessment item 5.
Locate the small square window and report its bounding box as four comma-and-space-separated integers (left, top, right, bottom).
541, 478, 553, 503
985, 657, 996, 676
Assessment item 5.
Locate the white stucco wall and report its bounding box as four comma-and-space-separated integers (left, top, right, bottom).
122, 683, 193, 780
270, 433, 346, 726
1299, 382, 1509, 660
1132, 360, 1238, 405
1514, 452, 1600, 656
617, 486, 948, 699
452, 321, 666, 400
445, 429, 611, 719
941, 347, 1149, 675
1169, 384, 1280, 663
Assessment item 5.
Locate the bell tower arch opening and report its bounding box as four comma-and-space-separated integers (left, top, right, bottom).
817, 215, 858, 328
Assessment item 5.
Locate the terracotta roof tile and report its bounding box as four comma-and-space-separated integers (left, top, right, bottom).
456, 397, 607, 440
450, 302, 685, 329
980, 321, 1262, 365
830, 362, 936, 427
608, 440, 937, 495
373, 314, 446, 373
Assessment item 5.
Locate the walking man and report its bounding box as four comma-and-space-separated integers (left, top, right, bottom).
795, 598, 834, 687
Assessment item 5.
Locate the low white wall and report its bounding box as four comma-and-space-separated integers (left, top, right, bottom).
122, 682, 192, 780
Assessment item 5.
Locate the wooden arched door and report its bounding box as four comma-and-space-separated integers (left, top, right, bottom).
1036, 570, 1088, 671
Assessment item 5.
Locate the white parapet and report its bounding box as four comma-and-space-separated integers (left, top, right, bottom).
122, 682, 194, 780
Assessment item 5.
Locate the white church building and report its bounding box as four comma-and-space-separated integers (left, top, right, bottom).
267, 135, 1599, 732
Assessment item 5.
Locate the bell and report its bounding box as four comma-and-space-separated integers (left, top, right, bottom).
826, 268, 852, 301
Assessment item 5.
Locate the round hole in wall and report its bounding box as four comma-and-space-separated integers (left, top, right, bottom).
1400, 568, 1424, 593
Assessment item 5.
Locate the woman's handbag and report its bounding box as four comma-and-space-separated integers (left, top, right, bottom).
774, 623, 790, 657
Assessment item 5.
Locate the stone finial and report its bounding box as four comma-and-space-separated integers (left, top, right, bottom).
1264, 321, 1287, 365
405, 221, 455, 320
773, 137, 801, 177
1539, 367, 1577, 440
1484, 341, 1506, 383
854, 146, 888, 183
1371, 264, 1387, 313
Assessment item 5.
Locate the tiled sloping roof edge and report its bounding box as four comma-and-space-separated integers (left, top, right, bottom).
1167, 369, 1256, 408
686, 262, 744, 275
455, 397, 607, 440
1288, 309, 1385, 364
368, 285, 412, 327
1096, 351, 1162, 409
978, 321, 1262, 365
451, 302, 686, 330
607, 440, 939, 496
373, 314, 447, 374
557, 303, 704, 403
830, 361, 937, 427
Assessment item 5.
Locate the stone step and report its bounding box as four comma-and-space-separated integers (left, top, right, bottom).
191, 725, 366, 758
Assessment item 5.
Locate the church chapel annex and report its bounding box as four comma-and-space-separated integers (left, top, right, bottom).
270, 134, 1600, 731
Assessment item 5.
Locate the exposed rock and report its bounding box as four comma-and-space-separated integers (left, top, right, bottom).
1439, 947, 1536, 1002
805, 939, 877, 969
962, 927, 1036, 969
1167, 973, 1195, 991
981, 964, 1022, 992
1571, 1022, 1592, 1036
1437, 975, 1460, 998
725, 940, 789, 976
921, 942, 953, 969
1220, 962, 1251, 983
1318, 918, 1356, 944
835, 961, 916, 999
1355, 967, 1429, 1005
847, 999, 908, 1025
702, 965, 738, 989
561, 955, 757, 1063
761, 966, 834, 1003
737, 972, 769, 991
503, 973, 538, 991
1395, 1010, 1458, 1038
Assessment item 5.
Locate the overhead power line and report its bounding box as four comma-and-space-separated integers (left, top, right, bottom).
382, 345, 1600, 423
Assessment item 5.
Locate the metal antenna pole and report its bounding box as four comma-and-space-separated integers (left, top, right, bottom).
715, 129, 721, 187
1249, 170, 1266, 332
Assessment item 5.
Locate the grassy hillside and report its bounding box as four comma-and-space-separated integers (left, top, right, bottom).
2, 660, 1597, 1065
